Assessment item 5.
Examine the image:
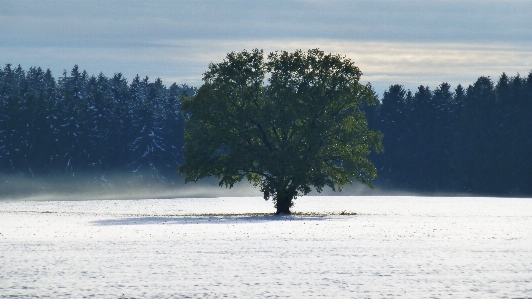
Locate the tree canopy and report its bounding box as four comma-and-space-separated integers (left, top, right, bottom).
178, 49, 384, 214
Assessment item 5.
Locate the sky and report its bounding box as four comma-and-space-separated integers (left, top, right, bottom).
1, 0, 532, 94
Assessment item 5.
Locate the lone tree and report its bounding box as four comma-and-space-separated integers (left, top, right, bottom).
178, 49, 383, 214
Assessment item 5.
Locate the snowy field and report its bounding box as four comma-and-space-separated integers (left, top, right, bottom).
1, 196, 531, 298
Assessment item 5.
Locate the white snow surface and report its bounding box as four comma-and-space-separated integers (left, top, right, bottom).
1, 196, 531, 298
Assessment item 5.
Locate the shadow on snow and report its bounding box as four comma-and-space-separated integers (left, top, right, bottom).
90, 214, 346, 226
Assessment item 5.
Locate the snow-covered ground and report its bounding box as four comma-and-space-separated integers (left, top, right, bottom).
1, 196, 531, 298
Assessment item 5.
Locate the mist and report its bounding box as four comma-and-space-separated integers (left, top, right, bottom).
0, 169, 455, 202
0, 171, 266, 201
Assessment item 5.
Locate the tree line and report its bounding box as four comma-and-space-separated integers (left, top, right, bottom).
1, 63, 531, 196
366, 72, 532, 196
0, 64, 193, 176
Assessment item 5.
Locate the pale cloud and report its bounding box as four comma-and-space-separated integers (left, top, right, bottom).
3, 0, 531, 44
1, 0, 531, 93
181, 40, 532, 93
3, 39, 531, 94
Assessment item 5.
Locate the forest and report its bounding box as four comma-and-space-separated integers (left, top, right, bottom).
0, 64, 193, 178
366, 73, 532, 196
1, 64, 531, 196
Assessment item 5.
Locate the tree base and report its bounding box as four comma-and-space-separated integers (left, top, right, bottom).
274, 189, 295, 215
275, 210, 291, 215
275, 201, 292, 215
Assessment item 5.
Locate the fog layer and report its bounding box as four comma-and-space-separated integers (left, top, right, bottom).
0, 170, 406, 201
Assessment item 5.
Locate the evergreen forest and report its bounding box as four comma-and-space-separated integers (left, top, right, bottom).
1, 64, 531, 196
0, 64, 193, 178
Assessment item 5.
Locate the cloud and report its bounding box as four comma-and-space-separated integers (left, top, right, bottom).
2, 39, 531, 95
2, 0, 531, 45
2, 0, 531, 93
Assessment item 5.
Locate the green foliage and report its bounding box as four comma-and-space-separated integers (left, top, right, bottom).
178, 49, 383, 213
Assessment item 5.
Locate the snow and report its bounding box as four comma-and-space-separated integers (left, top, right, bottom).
0, 196, 531, 298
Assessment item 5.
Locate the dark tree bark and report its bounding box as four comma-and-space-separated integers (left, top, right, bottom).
275, 195, 292, 214
274, 185, 296, 214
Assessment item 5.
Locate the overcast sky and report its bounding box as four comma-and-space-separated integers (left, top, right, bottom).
2, 0, 531, 94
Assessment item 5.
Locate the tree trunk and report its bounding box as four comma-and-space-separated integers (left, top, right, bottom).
275, 186, 295, 215
275, 194, 292, 215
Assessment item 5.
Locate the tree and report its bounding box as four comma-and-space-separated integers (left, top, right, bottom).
178, 49, 383, 214
106, 72, 130, 169
161, 83, 194, 168
22, 67, 57, 174
55, 65, 89, 172
127, 76, 167, 173
374, 84, 410, 188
